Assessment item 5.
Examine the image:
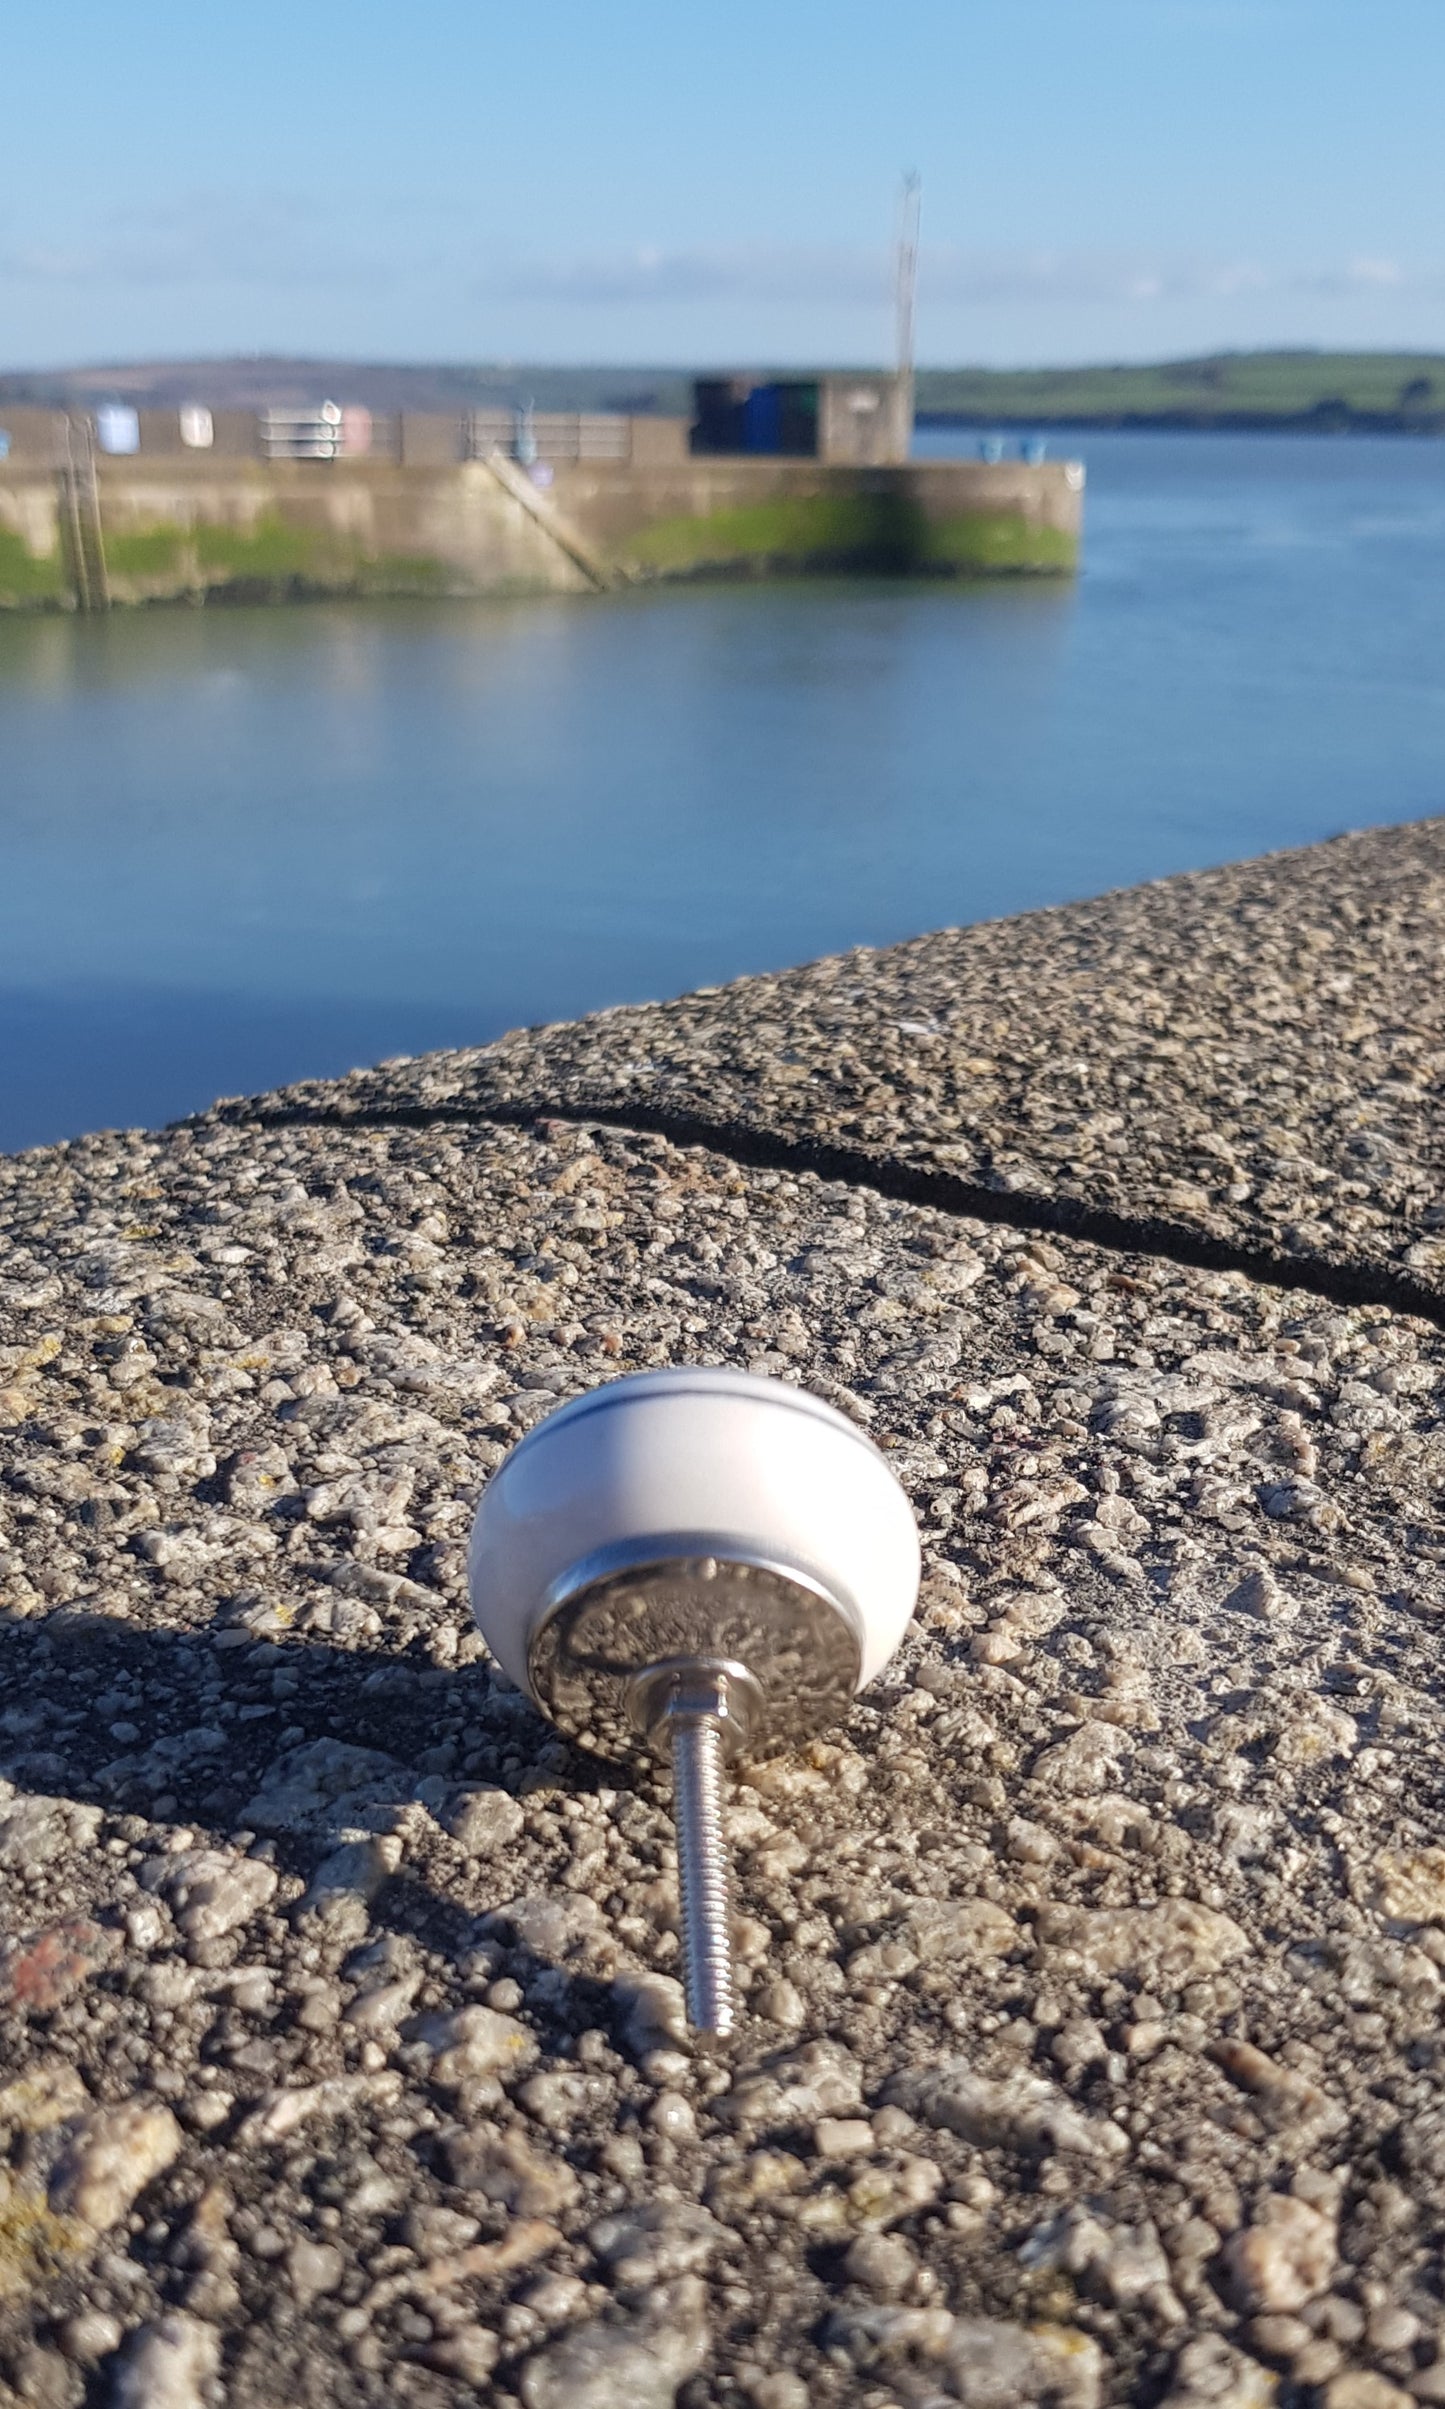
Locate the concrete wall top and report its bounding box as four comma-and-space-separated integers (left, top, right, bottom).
2, 829, 1442, 2399
0, 406, 266, 464
0, 404, 891, 476
0, 406, 66, 467
123, 408, 261, 459
626, 414, 690, 466
400, 412, 467, 467
260, 818, 1442, 1309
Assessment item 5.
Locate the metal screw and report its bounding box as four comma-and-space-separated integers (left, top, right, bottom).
629, 1658, 760, 2037
667, 1707, 734, 2036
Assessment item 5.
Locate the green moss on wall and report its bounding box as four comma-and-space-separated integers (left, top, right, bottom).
194, 516, 343, 580
65, 515, 451, 604
1, 481, 1073, 610
0, 527, 66, 604
623, 493, 910, 573
105, 527, 186, 576
917, 512, 1077, 573
621, 491, 1075, 579
193, 518, 449, 597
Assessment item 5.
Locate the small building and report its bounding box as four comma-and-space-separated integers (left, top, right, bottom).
690, 372, 911, 466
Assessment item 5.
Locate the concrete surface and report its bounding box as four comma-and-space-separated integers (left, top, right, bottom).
1, 829, 1444, 2406
246, 820, 1445, 1317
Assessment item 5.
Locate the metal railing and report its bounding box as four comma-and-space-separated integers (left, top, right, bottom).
5, 404, 619, 467
466, 409, 631, 464
258, 405, 397, 461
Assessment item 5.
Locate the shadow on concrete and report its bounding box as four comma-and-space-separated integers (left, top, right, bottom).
0, 1602, 639, 2033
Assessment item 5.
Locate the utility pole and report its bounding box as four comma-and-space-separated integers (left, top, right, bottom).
894, 171, 921, 456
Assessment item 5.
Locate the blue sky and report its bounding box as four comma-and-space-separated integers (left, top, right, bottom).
2, 0, 1442, 370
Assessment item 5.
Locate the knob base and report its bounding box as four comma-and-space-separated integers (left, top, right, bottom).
526, 1545, 862, 1767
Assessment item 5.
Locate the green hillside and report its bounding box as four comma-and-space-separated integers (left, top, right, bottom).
0, 357, 698, 417
913, 351, 1445, 429
6, 351, 1445, 431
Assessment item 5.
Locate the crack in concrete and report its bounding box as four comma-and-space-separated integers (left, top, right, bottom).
202, 1093, 1445, 1333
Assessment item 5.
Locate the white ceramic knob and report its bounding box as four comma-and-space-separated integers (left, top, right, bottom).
467, 1365, 920, 1747
466, 1367, 922, 2037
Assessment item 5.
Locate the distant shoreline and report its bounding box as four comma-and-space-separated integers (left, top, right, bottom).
6, 349, 1445, 436
916, 407, 1445, 437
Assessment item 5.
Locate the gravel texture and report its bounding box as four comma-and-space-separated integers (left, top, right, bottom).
2, 1080, 1445, 2407
214, 821, 1445, 1307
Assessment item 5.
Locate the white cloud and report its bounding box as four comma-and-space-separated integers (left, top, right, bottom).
1324, 254, 1407, 290
1, 208, 1439, 366
488, 241, 1435, 314
490, 244, 888, 309
0, 194, 398, 290
0, 201, 1431, 317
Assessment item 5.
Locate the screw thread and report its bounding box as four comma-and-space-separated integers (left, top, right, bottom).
668, 1712, 735, 2037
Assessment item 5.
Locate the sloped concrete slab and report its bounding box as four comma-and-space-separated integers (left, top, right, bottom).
219, 819, 1445, 1307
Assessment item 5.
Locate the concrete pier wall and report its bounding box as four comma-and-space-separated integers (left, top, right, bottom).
0, 439, 1082, 610
2, 826, 1445, 2404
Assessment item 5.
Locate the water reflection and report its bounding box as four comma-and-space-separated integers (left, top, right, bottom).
2, 431, 1443, 1150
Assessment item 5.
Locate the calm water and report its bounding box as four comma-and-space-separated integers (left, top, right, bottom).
2, 429, 1444, 1154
